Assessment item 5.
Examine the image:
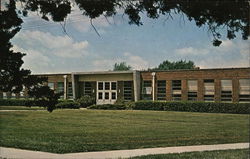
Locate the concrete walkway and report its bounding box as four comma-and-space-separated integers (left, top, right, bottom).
0, 143, 249, 159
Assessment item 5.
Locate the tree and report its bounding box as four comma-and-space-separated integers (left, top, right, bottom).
151, 60, 197, 70
113, 62, 132, 71
28, 85, 62, 112
16, 0, 249, 46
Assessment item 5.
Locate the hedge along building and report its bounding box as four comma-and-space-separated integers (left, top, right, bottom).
0, 67, 250, 103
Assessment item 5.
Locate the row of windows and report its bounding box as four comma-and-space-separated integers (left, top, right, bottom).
141, 79, 250, 102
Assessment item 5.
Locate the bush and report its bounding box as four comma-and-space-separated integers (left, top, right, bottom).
0, 99, 36, 107
132, 100, 165, 110
88, 104, 126, 110
131, 100, 250, 114
76, 95, 95, 108
55, 101, 80, 109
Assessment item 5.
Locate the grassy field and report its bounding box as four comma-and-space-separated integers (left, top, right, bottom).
128, 149, 249, 159
0, 109, 249, 153
0, 106, 45, 110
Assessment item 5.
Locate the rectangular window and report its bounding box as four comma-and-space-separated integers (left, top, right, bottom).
141, 80, 152, 100
98, 82, 103, 90
188, 80, 198, 101
98, 92, 103, 100
204, 79, 214, 101
105, 92, 109, 99
112, 92, 116, 100
221, 80, 232, 102
157, 80, 166, 100
172, 80, 181, 101
56, 82, 64, 93
48, 82, 54, 90
111, 82, 117, 90
67, 82, 73, 99
239, 79, 250, 102
124, 81, 133, 101
105, 82, 110, 90
84, 82, 92, 96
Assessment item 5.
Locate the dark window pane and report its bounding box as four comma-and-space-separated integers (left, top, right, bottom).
98, 82, 103, 90
105, 82, 110, 90
111, 82, 116, 90
105, 92, 109, 99
112, 92, 116, 100
98, 92, 103, 100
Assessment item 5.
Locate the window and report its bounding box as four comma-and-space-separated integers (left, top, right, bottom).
204, 79, 214, 101
98, 82, 103, 90
105, 92, 109, 99
67, 82, 73, 99
172, 80, 181, 101
98, 92, 103, 100
124, 81, 133, 100
221, 80, 232, 102
112, 92, 116, 100
48, 82, 54, 90
239, 79, 250, 102
105, 82, 110, 90
111, 82, 117, 90
157, 80, 166, 100
56, 82, 64, 93
84, 82, 92, 96
188, 80, 197, 101
141, 80, 152, 100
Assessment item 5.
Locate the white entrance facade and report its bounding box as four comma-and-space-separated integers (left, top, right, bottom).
96, 81, 117, 105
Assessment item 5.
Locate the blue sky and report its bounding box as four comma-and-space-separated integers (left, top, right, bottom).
11, 6, 250, 73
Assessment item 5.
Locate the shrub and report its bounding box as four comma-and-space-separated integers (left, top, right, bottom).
76, 95, 95, 108
87, 104, 126, 110
132, 100, 165, 110
131, 100, 250, 114
0, 99, 36, 106
55, 101, 80, 109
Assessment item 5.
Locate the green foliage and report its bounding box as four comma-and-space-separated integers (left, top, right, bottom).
0, 99, 36, 107
113, 62, 132, 71
55, 101, 80, 109
88, 104, 126, 110
151, 60, 196, 71
131, 101, 250, 114
76, 95, 95, 108
28, 86, 62, 112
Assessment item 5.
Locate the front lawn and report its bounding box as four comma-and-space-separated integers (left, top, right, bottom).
0, 106, 45, 110
0, 110, 249, 153
128, 149, 249, 159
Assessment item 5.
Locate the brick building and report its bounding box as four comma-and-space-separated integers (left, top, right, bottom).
1, 67, 250, 103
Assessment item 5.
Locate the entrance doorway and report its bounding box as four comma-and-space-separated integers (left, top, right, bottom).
96, 81, 117, 105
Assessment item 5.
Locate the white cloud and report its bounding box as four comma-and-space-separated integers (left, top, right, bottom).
123, 52, 149, 70
175, 47, 209, 55
14, 30, 89, 58
174, 39, 250, 68
93, 52, 149, 70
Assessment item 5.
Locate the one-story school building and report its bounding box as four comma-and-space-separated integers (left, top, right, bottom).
1, 67, 250, 104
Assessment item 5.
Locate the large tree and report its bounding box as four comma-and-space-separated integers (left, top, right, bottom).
113, 62, 132, 71
151, 60, 197, 70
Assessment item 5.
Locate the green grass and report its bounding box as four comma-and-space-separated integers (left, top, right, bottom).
0, 110, 249, 153
0, 106, 45, 110
128, 149, 250, 159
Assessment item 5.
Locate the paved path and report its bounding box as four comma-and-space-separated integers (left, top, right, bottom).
0, 143, 249, 159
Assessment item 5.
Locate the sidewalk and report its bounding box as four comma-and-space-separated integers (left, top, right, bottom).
0, 143, 249, 159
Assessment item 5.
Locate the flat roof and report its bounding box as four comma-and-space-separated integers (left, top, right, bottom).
32, 67, 250, 75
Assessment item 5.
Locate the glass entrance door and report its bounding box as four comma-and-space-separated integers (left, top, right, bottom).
97, 81, 117, 105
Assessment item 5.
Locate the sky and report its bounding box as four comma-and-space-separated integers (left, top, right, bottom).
10, 3, 250, 74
